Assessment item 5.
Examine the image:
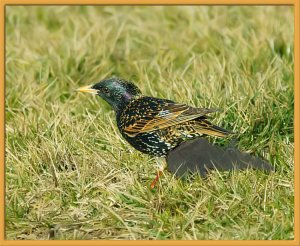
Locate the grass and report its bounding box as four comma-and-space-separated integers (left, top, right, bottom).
5, 6, 294, 240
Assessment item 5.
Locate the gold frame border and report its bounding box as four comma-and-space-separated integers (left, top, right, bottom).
0, 1, 299, 245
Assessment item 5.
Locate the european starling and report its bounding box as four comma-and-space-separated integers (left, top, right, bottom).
77, 77, 232, 158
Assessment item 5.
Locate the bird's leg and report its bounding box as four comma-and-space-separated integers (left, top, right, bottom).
150, 157, 166, 189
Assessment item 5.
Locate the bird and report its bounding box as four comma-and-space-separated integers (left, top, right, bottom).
77, 77, 233, 187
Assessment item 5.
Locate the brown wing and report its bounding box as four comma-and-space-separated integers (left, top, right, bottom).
123, 102, 219, 137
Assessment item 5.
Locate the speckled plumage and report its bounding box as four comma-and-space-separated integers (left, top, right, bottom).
78, 77, 232, 157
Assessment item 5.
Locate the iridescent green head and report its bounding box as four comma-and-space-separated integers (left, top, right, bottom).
77, 77, 142, 111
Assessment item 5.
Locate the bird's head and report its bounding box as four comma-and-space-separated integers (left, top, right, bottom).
77, 77, 142, 111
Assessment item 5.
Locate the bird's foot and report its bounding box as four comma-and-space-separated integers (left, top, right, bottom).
150, 169, 163, 189
150, 158, 166, 189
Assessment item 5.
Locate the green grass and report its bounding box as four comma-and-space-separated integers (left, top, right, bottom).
5, 6, 294, 240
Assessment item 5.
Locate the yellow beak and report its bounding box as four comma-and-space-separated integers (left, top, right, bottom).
76, 85, 98, 94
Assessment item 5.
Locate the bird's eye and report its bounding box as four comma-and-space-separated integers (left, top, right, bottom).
102, 87, 110, 94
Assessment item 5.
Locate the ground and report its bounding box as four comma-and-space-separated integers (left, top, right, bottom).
5, 6, 294, 240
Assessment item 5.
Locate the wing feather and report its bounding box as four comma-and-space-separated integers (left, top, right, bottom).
123, 100, 219, 137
